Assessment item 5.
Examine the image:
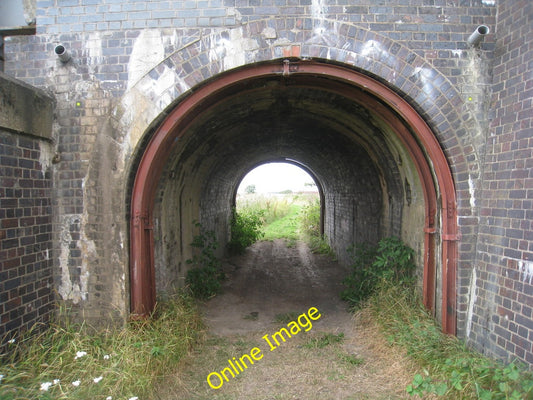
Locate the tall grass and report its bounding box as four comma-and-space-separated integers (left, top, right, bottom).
0, 292, 204, 400
367, 282, 533, 399
237, 193, 295, 224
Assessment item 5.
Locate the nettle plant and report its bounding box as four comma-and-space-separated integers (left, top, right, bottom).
341, 237, 416, 307
185, 222, 224, 300
227, 208, 264, 255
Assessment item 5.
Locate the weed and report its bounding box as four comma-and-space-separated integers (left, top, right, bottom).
0, 292, 203, 400
339, 353, 365, 366
186, 222, 224, 299
243, 312, 259, 321
303, 333, 345, 349
368, 282, 533, 399
274, 311, 300, 324
299, 198, 321, 238
227, 208, 264, 255
341, 237, 415, 308
307, 235, 335, 256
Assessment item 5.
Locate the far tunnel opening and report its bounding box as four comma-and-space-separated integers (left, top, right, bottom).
234, 162, 323, 240
130, 60, 457, 334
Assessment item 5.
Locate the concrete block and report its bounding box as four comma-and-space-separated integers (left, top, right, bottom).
0, 73, 54, 140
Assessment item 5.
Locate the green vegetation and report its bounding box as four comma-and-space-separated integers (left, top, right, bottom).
368, 282, 533, 399
298, 198, 334, 256
274, 311, 300, 324
299, 198, 321, 238
303, 333, 345, 349
237, 193, 296, 225
0, 293, 203, 400
345, 237, 533, 399
185, 223, 224, 300
262, 203, 302, 241
236, 192, 334, 254
338, 353, 365, 366
341, 237, 416, 308
227, 208, 264, 255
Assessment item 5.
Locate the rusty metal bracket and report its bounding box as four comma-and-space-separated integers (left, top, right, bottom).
282, 59, 299, 77
442, 233, 461, 241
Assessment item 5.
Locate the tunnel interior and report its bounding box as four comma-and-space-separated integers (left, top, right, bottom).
147, 68, 433, 309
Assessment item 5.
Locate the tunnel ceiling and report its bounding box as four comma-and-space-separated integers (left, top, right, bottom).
162, 74, 407, 203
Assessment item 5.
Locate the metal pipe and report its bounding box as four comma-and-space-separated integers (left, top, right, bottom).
467, 25, 490, 47
54, 44, 71, 63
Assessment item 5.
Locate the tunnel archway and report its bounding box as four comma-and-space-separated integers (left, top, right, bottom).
129, 60, 458, 334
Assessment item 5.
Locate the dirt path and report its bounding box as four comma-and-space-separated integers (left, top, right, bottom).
203, 239, 352, 336
157, 240, 418, 399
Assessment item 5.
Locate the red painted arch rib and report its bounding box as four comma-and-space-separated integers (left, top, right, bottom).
129, 60, 457, 334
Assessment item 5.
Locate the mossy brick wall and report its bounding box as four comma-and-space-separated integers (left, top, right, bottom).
1, 0, 532, 367
0, 74, 55, 339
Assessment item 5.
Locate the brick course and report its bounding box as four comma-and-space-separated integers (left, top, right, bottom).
0, 131, 54, 339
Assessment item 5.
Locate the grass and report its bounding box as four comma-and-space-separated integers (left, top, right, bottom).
366, 281, 533, 399
274, 311, 300, 324
262, 203, 302, 241
303, 333, 345, 349
338, 353, 365, 366
0, 292, 204, 400
237, 194, 297, 225
236, 193, 335, 256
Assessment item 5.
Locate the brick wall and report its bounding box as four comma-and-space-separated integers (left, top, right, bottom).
3, 0, 531, 367
0, 73, 55, 340
0, 131, 54, 339
468, 0, 533, 365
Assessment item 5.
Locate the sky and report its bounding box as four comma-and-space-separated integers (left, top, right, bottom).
237, 163, 318, 194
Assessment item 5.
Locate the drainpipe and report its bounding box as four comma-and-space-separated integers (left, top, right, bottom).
54, 44, 71, 63
467, 25, 490, 47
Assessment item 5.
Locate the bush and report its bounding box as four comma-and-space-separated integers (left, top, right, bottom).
341, 237, 416, 307
185, 223, 224, 299
227, 208, 264, 255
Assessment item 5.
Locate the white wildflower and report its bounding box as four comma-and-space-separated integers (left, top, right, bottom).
74, 351, 87, 359
72, 380, 81, 387
40, 382, 53, 391
0, 374, 4, 382
106, 397, 112, 400
129, 397, 139, 400
103, 354, 111, 360
53, 379, 60, 385
93, 376, 103, 383
7, 339, 15, 344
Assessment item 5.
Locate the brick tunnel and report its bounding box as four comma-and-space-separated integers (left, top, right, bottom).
129, 60, 457, 333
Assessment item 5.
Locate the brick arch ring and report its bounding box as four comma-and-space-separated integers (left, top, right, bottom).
129, 60, 458, 335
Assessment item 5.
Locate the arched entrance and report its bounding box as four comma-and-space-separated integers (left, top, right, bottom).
129, 60, 458, 334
